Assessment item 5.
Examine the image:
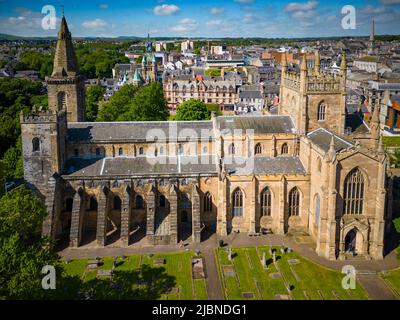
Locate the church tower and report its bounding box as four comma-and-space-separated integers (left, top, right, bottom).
46, 15, 86, 122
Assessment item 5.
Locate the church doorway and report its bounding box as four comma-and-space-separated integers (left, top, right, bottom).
345, 229, 357, 254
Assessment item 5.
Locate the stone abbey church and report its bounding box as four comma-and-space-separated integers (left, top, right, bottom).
20, 17, 392, 261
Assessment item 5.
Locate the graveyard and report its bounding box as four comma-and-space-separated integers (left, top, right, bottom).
216, 246, 369, 300
381, 268, 400, 297
62, 251, 208, 300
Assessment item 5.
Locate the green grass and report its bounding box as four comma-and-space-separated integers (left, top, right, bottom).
382, 136, 400, 148
194, 279, 208, 300
216, 246, 369, 300
61, 251, 208, 300
381, 268, 400, 298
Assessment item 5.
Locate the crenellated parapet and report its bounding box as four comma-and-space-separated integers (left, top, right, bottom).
20, 109, 67, 124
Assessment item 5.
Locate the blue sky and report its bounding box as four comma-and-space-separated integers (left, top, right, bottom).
0, 0, 399, 38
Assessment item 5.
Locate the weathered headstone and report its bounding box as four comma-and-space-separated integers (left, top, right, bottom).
227, 247, 232, 261
261, 252, 267, 269
272, 251, 276, 263
280, 246, 286, 254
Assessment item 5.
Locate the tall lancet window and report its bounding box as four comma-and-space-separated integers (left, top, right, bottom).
343, 168, 365, 215
318, 102, 326, 121
57, 92, 67, 111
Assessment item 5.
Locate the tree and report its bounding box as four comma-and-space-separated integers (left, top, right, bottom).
175, 99, 211, 121
97, 84, 137, 121
0, 186, 60, 299
85, 85, 105, 121
124, 82, 169, 121
2, 138, 23, 179
204, 68, 221, 77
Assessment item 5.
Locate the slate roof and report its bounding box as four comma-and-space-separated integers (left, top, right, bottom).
63, 155, 217, 177
224, 156, 306, 176
239, 91, 263, 99
68, 121, 214, 143
307, 128, 353, 153
216, 116, 295, 134
345, 114, 370, 134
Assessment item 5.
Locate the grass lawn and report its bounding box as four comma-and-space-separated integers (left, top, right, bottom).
61, 251, 207, 300
381, 268, 400, 298
216, 246, 368, 300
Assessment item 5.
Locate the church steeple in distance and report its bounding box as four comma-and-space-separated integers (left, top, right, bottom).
52, 15, 79, 78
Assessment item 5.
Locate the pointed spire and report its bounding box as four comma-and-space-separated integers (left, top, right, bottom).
371, 103, 380, 124
51, 15, 78, 78
315, 50, 320, 74
340, 53, 347, 71
301, 54, 307, 71
370, 19, 375, 42
327, 134, 336, 160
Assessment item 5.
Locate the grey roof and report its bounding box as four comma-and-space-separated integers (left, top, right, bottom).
224, 156, 306, 175
216, 116, 295, 134
345, 114, 369, 134
63, 155, 217, 177
68, 121, 214, 143
239, 91, 263, 99
307, 128, 353, 153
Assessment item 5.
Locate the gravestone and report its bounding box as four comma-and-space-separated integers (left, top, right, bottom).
227, 247, 232, 261
280, 246, 286, 254
272, 251, 276, 263
261, 252, 267, 269
153, 258, 165, 266
287, 247, 293, 253
269, 244, 273, 255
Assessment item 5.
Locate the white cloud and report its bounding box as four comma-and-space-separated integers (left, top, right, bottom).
82, 19, 108, 30
171, 18, 197, 32
153, 4, 180, 16
206, 19, 222, 26
99, 4, 109, 9
292, 10, 316, 19
210, 7, 224, 15
284, 1, 318, 12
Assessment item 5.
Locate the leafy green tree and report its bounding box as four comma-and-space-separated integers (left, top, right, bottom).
124, 82, 169, 121
175, 99, 211, 121
85, 85, 105, 121
206, 103, 222, 116
0, 186, 60, 299
97, 84, 137, 121
2, 138, 23, 179
204, 68, 221, 77
15, 51, 53, 79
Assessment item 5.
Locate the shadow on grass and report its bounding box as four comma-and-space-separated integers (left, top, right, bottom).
52, 264, 176, 300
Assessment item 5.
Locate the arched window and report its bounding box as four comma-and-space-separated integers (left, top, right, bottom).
204, 192, 212, 212
74, 149, 79, 157
154, 148, 158, 157
32, 137, 40, 152
118, 147, 123, 156
139, 147, 144, 155
89, 197, 98, 211
113, 196, 122, 210
159, 194, 166, 207
232, 188, 243, 217
318, 102, 326, 121
65, 197, 73, 212
178, 144, 184, 155
228, 143, 235, 155
159, 146, 164, 155
96, 148, 100, 156
289, 187, 300, 216
203, 146, 208, 154
57, 91, 67, 110
135, 195, 144, 209
255, 143, 262, 155
315, 194, 320, 227
343, 168, 365, 215
261, 187, 272, 216
281, 143, 289, 155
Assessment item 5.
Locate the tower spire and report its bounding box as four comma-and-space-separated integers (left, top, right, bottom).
315, 50, 320, 74
51, 15, 79, 77
370, 19, 375, 42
